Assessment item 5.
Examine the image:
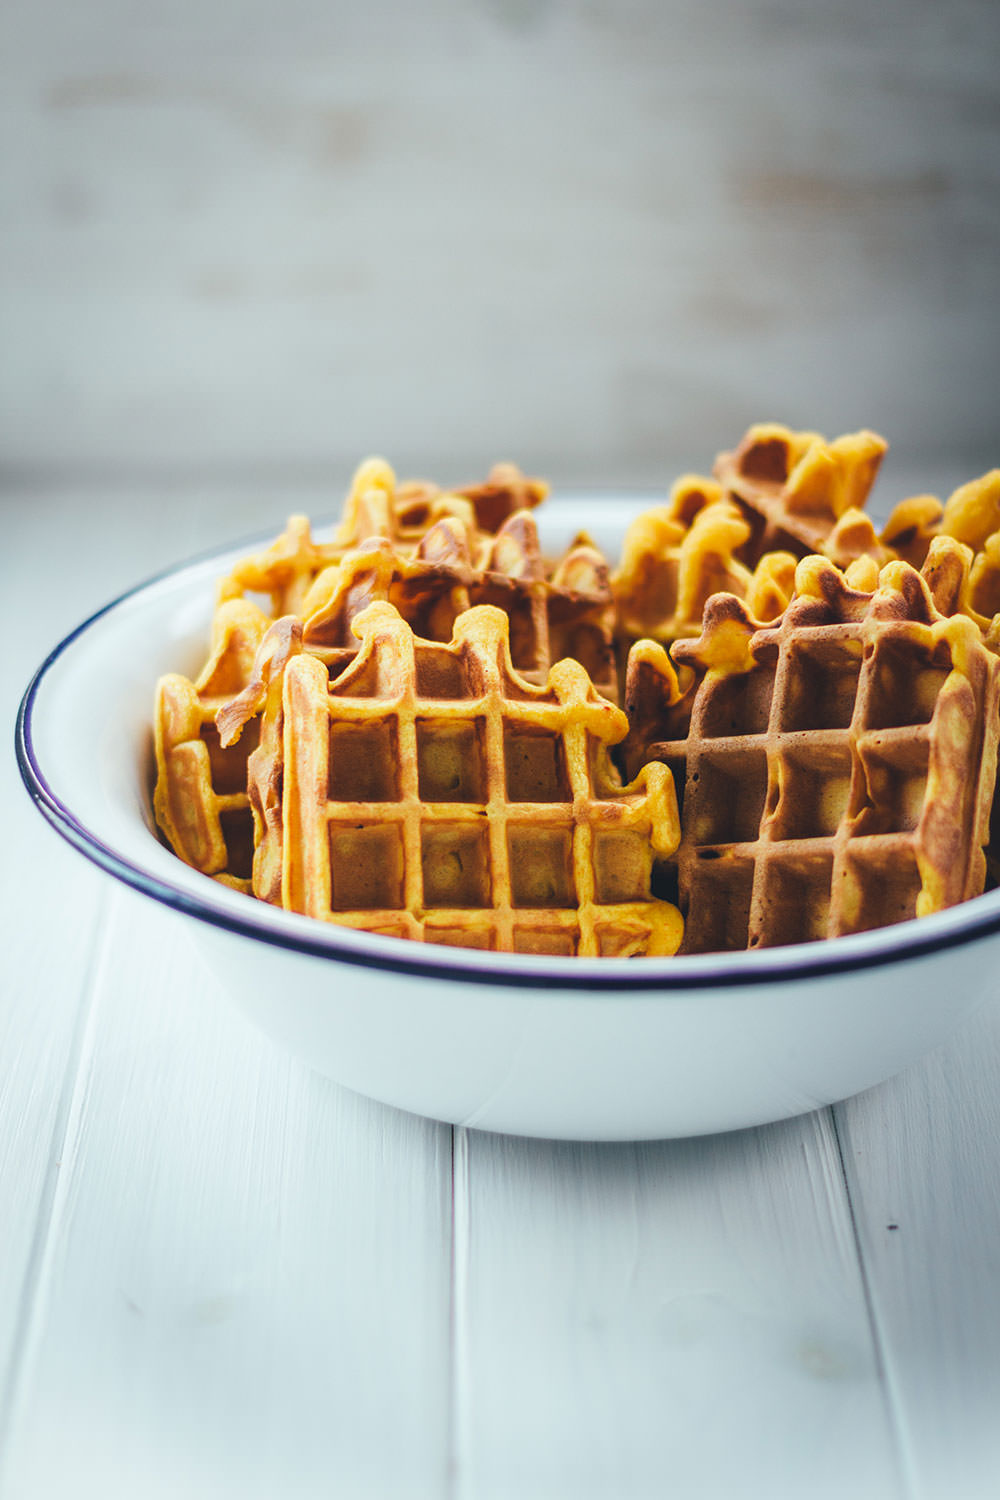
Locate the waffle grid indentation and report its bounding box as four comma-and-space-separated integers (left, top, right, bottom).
280, 611, 678, 957
658, 617, 988, 953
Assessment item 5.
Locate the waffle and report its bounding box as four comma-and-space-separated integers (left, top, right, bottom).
941, 469, 1000, 552
294, 509, 619, 700
622, 554, 1000, 954
213, 458, 619, 695
836, 471, 1000, 621
865, 470, 1000, 621
395, 461, 548, 536
614, 453, 1000, 657
336, 457, 481, 554
300, 528, 472, 673
613, 496, 798, 650
714, 423, 888, 560
545, 534, 618, 701
819, 508, 895, 574
221, 513, 344, 619
214, 522, 618, 906
220, 464, 466, 620
273, 601, 682, 956
879, 494, 944, 568
153, 597, 272, 888
218, 458, 543, 621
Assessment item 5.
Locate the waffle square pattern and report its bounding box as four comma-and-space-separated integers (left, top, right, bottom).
277, 602, 682, 956
625, 557, 1000, 954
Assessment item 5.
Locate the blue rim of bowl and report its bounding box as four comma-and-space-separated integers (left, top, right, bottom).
16, 533, 1000, 992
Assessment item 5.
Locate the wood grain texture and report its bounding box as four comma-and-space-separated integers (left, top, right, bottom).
0, 888, 453, 1500
0, 491, 131, 1424
454, 1115, 901, 1499
0, 811, 104, 1425
836, 994, 1000, 1500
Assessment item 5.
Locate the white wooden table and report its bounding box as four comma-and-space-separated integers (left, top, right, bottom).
5, 484, 1000, 1500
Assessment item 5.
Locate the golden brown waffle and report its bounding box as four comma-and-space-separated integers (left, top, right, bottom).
614, 499, 751, 645
212, 615, 305, 905
470, 515, 618, 699
220, 476, 461, 622
153, 597, 272, 888
623, 555, 1000, 954
292, 510, 619, 700
335, 457, 481, 554
941, 469, 1000, 552
862, 470, 1000, 624
860, 473, 1000, 580
613, 459, 1000, 662
819, 509, 895, 573
214, 520, 617, 906
274, 602, 682, 956
714, 423, 888, 559
613, 496, 798, 650
396, 461, 549, 536
545, 534, 618, 700
300, 527, 473, 674
218, 458, 541, 621
879, 494, 944, 568
221, 514, 343, 619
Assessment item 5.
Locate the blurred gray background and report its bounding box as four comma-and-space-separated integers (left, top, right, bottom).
2, 0, 999, 500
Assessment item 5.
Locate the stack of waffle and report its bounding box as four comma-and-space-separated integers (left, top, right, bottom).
153, 430, 1000, 956
153, 458, 658, 949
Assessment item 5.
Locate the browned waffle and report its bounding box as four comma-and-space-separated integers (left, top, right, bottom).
213, 459, 619, 697
273, 602, 682, 956
612, 496, 800, 652
879, 494, 944, 568
941, 469, 1000, 552
218, 458, 541, 620
293, 509, 619, 700
300, 528, 473, 673
220, 465, 467, 620
714, 423, 888, 560
153, 597, 272, 888
395, 461, 548, 536
336, 457, 480, 554
623, 554, 1000, 954
221, 513, 344, 620
614, 500, 752, 643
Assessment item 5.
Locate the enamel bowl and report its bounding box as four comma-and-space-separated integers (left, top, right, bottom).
17, 501, 1000, 1140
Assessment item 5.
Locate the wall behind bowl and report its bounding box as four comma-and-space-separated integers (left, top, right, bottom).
2, 0, 999, 493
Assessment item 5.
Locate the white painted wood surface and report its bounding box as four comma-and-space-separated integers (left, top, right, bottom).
5, 482, 1000, 1498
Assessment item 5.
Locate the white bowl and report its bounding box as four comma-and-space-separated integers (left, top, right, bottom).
17, 500, 1000, 1140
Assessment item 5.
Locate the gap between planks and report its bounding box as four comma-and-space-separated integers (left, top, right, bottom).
0, 888, 113, 1497
830, 1106, 914, 1500
444, 1105, 905, 1500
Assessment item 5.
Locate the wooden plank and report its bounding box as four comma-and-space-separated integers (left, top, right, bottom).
0, 803, 105, 1418
455, 1114, 902, 1499
1, 885, 453, 1500
836, 998, 1000, 1500
1, 489, 127, 1420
